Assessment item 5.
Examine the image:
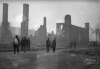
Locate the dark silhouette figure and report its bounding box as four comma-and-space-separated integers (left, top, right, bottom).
26, 38, 29, 51
52, 38, 56, 52
46, 38, 51, 53
74, 40, 77, 49
70, 40, 73, 49
13, 35, 20, 54
23, 36, 27, 53
27, 38, 30, 51
21, 37, 24, 51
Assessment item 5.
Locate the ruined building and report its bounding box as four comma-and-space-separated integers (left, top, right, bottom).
56, 15, 89, 46
1, 3, 12, 42
21, 3, 29, 37
32, 17, 47, 44
48, 31, 56, 41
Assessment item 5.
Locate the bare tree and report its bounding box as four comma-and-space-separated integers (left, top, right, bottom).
95, 22, 100, 41
89, 22, 100, 42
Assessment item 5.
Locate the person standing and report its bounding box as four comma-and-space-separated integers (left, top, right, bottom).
23, 36, 27, 53
16, 35, 20, 53
21, 37, 24, 51
52, 37, 56, 52
13, 35, 20, 54
74, 40, 77, 49
70, 40, 73, 49
27, 38, 31, 51
26, 38, 29, 51
46, 38, 51, 53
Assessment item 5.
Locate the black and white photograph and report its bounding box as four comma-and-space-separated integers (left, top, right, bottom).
0, 0, 100, 69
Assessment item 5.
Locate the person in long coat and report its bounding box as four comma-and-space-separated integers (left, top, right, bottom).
46, 38, 51, 53
74, 40, 77, 49
21, 37, 24, 51
51, 37, 56, 52
26, 37, 28, 51
27, 38, 31, 51
13, 35, 20, 54
70, 40, 73, 49
23, 36, 27, 53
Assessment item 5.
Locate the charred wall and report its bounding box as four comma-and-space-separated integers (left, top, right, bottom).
56, 14, 89, 46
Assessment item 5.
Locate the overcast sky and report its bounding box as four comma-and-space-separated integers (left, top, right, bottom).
0, 0, 100, 34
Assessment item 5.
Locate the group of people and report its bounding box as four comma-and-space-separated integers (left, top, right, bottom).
12, 35, 30, 54
12, 35, 77, 54
70, 40, 77, 49
20, 36, 31, 53
12, 35, 56, 54
46, 38, 56, 53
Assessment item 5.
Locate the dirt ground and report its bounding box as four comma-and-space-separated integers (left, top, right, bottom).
0, 49, 100, 69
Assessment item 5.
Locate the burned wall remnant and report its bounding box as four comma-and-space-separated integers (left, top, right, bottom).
48, 31, 56, 41
56, 23, 64, 36
21, 3, 29, 37
32, 17, 47, 44
56, 14, 89, 46
1, 3, 12, 42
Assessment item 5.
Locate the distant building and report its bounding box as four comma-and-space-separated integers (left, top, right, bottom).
56, 14, 89, 46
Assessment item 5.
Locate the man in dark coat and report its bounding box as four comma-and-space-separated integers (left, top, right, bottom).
25, 38, 28, 51
74, 40, 77, 49
27, 38, 31, 51
70, 40, 73, 49
13, 35, 20, 54
23, 36, 27, 53
46, 38, 51, 53
21, 37, 24, 51
52, 37, 56, 52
